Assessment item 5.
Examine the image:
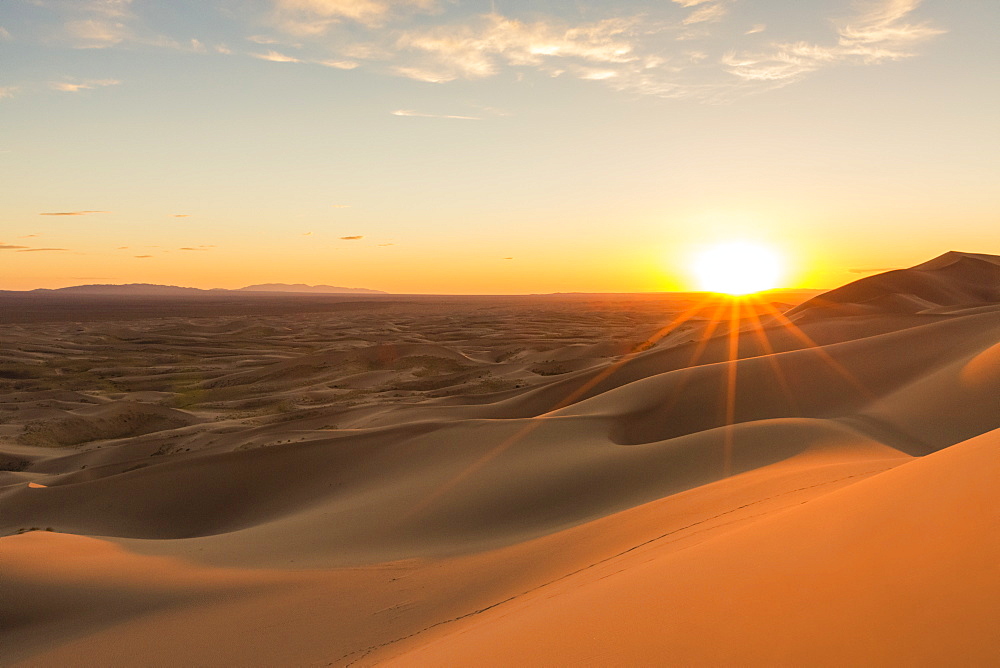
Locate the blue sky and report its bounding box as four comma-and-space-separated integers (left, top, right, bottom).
1, 0, 997, 292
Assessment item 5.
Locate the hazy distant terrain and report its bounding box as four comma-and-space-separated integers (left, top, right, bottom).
12, 282, 387, 296
239, 283, 387, 294
1, 253, 998, 666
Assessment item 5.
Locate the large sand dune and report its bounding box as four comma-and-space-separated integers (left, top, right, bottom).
1, 253, 997, 665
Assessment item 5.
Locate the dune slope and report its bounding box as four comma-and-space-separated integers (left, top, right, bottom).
388, 426, 1000, 667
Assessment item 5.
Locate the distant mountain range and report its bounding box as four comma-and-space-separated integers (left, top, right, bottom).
21, 283, 387, 295
238, 283, 385, 294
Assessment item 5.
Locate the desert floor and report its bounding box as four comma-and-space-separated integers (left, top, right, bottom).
2, 254, 998, 666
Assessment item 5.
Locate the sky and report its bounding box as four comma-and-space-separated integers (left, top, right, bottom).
1, 0, 997, 293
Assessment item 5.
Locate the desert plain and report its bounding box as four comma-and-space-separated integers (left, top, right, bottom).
1, 251, 998, 666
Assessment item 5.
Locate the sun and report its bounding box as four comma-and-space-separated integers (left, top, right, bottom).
691, 241, 783, 295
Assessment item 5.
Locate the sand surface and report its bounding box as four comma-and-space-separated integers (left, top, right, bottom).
1, 252, 998, 665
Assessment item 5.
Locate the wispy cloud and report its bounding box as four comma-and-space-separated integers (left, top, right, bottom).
272, 0, 437, 33
682, 2, 731, 26
253, 50, 302, 63
0, 86, 18, 100
340, 235, 363, 240
39, 0, 205, 52
134, 254, 153, 258
318, 59, 359, 69
392, 109, 480, 120
248, 34, 283, 45
50, 78, 121, 92
392, 14, 639, 84
251, 49, 360, 70
0, 243, 29, 250
18, 247, 68, 252
39, 210, 108, 216
64, 19, 129, 48
173, 214, 190, 218
723, 0, 944, 84
17, 0, 944, 102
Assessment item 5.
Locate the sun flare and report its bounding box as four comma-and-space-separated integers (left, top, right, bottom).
692, 241, 783, 295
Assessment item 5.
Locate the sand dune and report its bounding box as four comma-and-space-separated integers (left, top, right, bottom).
1, 253, 997, 665
789, 250, 1000, 320
388, 426, 1000, 667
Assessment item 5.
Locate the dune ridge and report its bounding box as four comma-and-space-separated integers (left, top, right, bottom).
1, 252, 998, 665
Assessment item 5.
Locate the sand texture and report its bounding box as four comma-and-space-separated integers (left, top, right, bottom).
1, 253, 998, 666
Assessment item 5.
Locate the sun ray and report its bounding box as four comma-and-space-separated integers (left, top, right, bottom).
754, 299, 874, 400
549, 296, 715, 412
722, 296, 742, 477
743, 294, 801, 415
402, 296, 717, 520
650, 297, 734, 419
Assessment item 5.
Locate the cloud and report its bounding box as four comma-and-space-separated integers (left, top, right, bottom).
117, 246, 129, 249
579, 70, 617, 81
179, 247, 209, 251
0, 243, 29, 250
0, 86, 18, 100
17, 248, 68, 252
39, 0, 204, 52
849, 267, 901, 274
64, 18, 130, 48
724, 0, 944, 84
272, 0, 437, 33
251, 49, 361, 70
683, 2, 730, 25
0, 26, 10, 40
19, 234, 41, 238
39, 210, 108, 216
173, 214, 190, 217
392, 14, 639, 83
302, 231, 313, 235
253, 50, 302, 63
50, 79, 121, 92
318, 59, 359, 69
19, 0, 943, 103
392, 109, 480, 120
134, 254, 153, 258
340, 235, 363, 240
248, 34, 283, 45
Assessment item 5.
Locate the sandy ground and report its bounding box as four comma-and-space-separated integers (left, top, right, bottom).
1, 252, 998, 666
